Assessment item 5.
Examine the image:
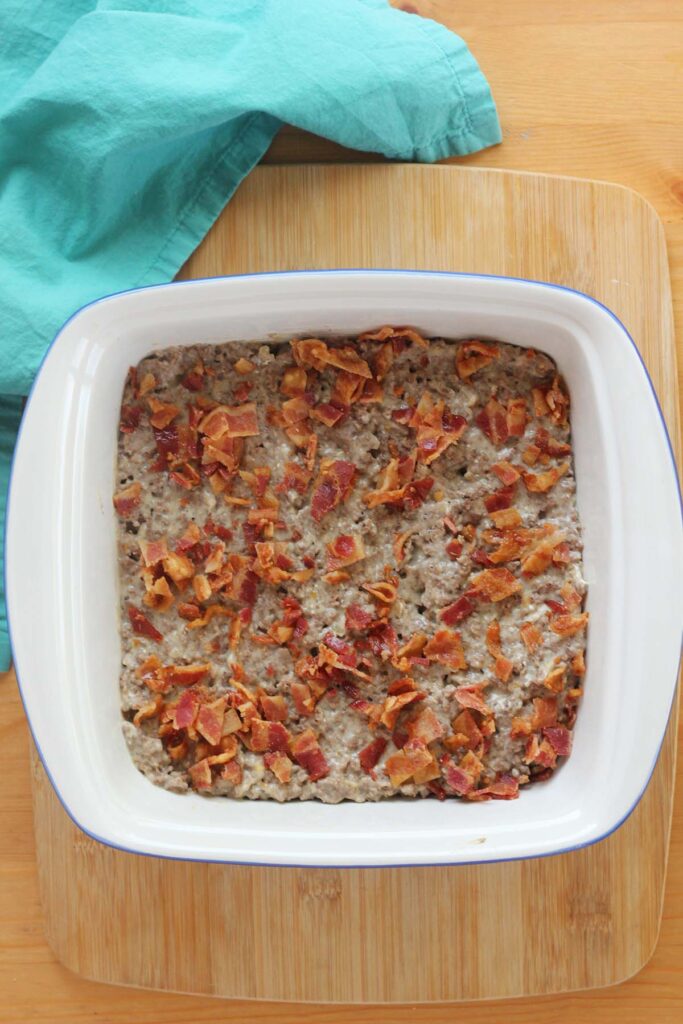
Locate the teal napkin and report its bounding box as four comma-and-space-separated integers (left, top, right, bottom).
0, 0, 501, 670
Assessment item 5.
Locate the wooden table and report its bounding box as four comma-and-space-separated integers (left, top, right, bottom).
1, 2, 681, 1021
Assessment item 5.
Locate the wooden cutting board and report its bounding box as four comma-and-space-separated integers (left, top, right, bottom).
32, 163, 679, 1004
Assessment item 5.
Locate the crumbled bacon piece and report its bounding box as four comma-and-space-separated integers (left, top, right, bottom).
385, 739, 432, 786
542, 663, 566, 693
133, 695, 163, 727
467, 567, 521, 602
291, 681, 316, 716
379, 689, 425, 730
148, 397, 181, 430
491, 461, 520, 487
358, 325, 429, 349
345, 604, 374, 633
440, 596, 475, 626
544, 376, 570, 425
484, 485, 516, 513
506, 398, 528, 437
128, 605, 163, 642
475, 397, 508, 445
326, 534, 366, 571
310, 459, 356, 522
490, 508, 523, 529
250, 719, 290, 754
532, 696, 558, 729
550, 612, 589, 636
142, 575, 174, 612
196, 698, 226, 746
260, 694, 289, 722
453, 685, 491, 715
291, 729, 329, 781
199, 402, 260, 439
520, 531, 566, 576
393, 530, 412, 564
522, 462, 569, 493
442, 750, 484, 796
276, 460, 312, 495
264, 751, 292, 783
113, 481, 142, 517
467, 774, 519, 801
139, 537, 169, 567
450, 709, 483, 752
520, 621, 542, 651
359, 737, 388, 775
571, 651, 586, 676
406, 706, 444, 745
280, 366, 307, 396
311, 402, 347, 427
188, 759, 213, 790
120, 404, 142, 433
535, 427, 571, 457
455, 340, 499, 379
423, 629, 467, 671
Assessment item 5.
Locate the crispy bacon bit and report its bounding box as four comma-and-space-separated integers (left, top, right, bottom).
133, 695, 163, 727
532, 387, 550, 417
522, 462, 569, 493
450, 709, 483, 752
385, 739, 433, 786
199, 402, 259, 440
362, 577, 399, 614
143, 575, 174, 612
552, 542, 571, 566
454, 685, 491, 715
506, 398, 528, 437
128, 605, 163, 642
195, 698, 226, 746
571, 651, 586, 676
113, 481, 142, 517
490, 507, 523, 529
468, 567, 521, 602
535, 427, 571, 458
393, 530, 412, 564
139, 537, 169, 567
310, 459, 356, 522
344, 604, 373, 633
455, 340, 499, 379
250, 719, 290, 754
407, 706, 444, 745
162, 551, 194, 584
291, 729, 329, 781
188, 759, 213, 790
423, 629, 467, 671
291, 681, 316, 717
358, 325, 429, 349
475, 397, 509, 445
523, 444, 541, 466
120, 404, 142, 433
264, 751, 292, 783
373, 342, 395, 381
520, 531, 566, 577
440, 595, 475, 626
484, 485, 516, 513
550, 612, 589, 637
442, 750, 484, 796
520, 621, 543, 652
542, 663, 566, 693
491, 461, 520, 486
280, 365, 307, 396
234, 357, 255, 375
532, 696, 558, 729
359, 737, 388, 775
260, 694, 289, 723
187, 604, 233, 629
326, 534, 366, 571
322, 569, 350, 585
543, 725, 572, 757
379, 689, 425, 730
311, 402, 347, 427
148, 397, 181, 430
221, 760, 243, 785
468, 774, 519, 801
276, 460, 312, 496
181, 363, 205, 392
138, 372, 156, 397
544, 376, 570, 425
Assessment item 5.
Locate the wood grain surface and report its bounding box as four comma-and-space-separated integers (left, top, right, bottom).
2, 1, 682, 1021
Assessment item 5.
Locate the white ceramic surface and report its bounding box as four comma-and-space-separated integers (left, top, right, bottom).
6, 271, 682, 866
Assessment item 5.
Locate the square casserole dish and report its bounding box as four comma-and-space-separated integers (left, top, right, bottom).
6, 270, 682, 866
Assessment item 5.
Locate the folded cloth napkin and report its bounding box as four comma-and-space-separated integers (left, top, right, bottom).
0, 0, 501, 669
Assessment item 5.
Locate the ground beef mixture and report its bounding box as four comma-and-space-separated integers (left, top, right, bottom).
114, 328, 588, 803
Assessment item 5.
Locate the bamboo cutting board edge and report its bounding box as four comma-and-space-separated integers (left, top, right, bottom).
31, 162, 679, 1003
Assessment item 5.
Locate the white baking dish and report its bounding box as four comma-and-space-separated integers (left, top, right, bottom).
6, 271, 682, 866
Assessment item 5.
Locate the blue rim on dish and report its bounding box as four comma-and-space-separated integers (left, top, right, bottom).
5, 269, 682, 868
